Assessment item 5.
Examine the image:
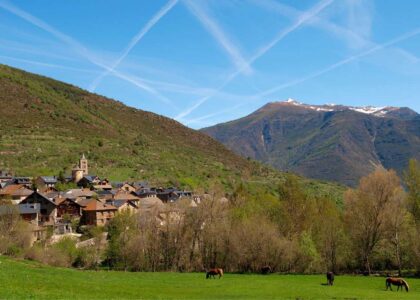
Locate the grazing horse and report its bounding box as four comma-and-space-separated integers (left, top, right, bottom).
326, 272, 334, 286
386, 277, 409, 292
261, 266, 272, 275
206, 268, 224, 279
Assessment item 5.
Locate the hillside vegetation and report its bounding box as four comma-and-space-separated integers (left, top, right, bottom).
0, 64, 260, 187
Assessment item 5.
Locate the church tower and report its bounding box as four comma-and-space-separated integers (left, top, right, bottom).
79, 154, 88, 175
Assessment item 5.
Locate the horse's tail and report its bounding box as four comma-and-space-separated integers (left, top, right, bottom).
402, 279, 409, 292
206, 272, 209, 279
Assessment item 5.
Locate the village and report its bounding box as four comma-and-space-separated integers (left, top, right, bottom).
0, 155, 197, 245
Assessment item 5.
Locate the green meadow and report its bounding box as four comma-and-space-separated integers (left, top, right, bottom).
0, 256, 418, 299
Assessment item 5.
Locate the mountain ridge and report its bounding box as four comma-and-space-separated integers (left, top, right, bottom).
202, 99, 420, 186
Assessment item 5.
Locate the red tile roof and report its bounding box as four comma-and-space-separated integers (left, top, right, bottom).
83, 199, 117, 211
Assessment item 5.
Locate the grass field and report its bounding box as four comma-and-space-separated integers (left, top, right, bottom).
0, 256, 418, 299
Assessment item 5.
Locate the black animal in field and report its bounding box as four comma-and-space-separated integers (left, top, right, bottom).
261, 266, 272, 275
326, 272, 334, 286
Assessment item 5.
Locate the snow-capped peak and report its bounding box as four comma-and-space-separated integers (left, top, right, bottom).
278, 99, 401, 118
348, 106, 386, 114
285, 98, 301, 104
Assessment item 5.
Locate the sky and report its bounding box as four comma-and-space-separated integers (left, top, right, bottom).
0, 0, 419, 129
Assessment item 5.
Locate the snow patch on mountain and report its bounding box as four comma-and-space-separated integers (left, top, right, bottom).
279, 99, 400, 117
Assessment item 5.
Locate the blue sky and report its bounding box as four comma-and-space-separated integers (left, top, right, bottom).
0, 0, 419, 129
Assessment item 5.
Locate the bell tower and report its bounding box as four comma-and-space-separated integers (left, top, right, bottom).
79, 154, 88, 175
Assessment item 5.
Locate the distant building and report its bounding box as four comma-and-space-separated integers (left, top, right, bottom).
0, 170, 12, 183
20, 192, 57, 226
35, 176, 57, 191
0, 184, 34, 204
72, 154, 89, 183
81, 200, 117, 226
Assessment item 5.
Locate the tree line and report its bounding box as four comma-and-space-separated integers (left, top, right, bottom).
1, 159, 420, 275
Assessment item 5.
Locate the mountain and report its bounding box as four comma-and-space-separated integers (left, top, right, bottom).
0, 65, 345, 198
0, 64, 264, 189
202, 99, 420, 186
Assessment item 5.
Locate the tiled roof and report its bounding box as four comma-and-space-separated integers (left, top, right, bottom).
83, 200, 117, 211
0, 184, 33, 196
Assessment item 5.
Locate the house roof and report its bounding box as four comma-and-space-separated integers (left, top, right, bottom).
113, 192, 140, 201
54, 197, 82, 206
134, 188, 157, 197
83, 200, 117, 212
106, 199, 137, 209
0, 184, 33, 197
38, 176, 57, 184
64, 189, 96, 199
93, 184, 113, 190
76, 198, 92, 207
12, 177, 31, 184
21, 191, 57, 206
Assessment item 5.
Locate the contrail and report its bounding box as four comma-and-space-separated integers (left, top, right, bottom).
256, 28, 420, 97
89, 0, 178, 92
190, 27, 420, 126
0, 55, 98, 73
175, 0, 334, 121
183, 0, 252, 75
0, 0, 174, 106
251, 0, 419, 62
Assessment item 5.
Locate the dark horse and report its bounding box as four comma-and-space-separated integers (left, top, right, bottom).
386, 277, 409, 292
206, 268, 224, 279
326, 272, 334, 286
261, 266, 272, 275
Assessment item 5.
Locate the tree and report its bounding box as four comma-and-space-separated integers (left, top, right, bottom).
384, 189, 411, 276
405, 159, 420, 226
344, 168, 404, 274
0, 203, 32, 255
312, 196, 347, 273
277, 174, 316, 238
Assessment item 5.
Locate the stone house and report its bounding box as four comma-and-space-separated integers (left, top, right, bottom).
20, 192, 57, 226
81, 200, 117, 226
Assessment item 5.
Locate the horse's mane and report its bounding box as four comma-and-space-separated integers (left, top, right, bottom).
218, 268, 224, 276
402, 279, 409, 289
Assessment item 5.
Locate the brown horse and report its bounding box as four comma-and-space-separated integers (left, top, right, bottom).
386, 277, 409, 292
206, 268, 224, 279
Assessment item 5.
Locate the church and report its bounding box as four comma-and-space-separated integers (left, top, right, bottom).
72, 154, 88, 183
